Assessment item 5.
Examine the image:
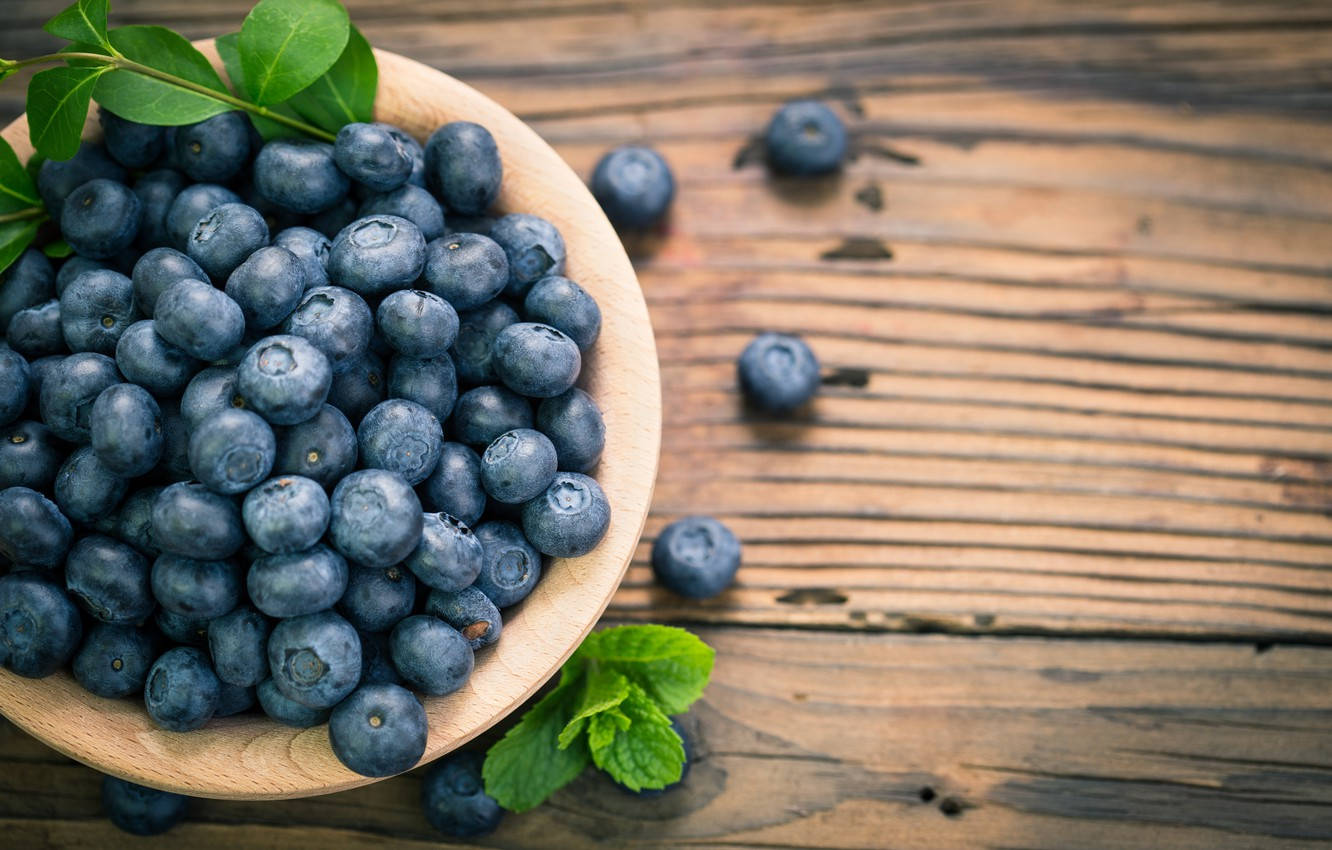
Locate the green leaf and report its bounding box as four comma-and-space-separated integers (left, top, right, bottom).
27, 65, 104, 160
43, 0, 110, 51
215, 32, 303, 141
589, 683, 686, 792
483, 683, 589, 813
93, 26, 232, 126
238, 0, 349, 106
42, 239, 73, 258
580, 625, 715, 715
556, 669, 630, 750
24, 153, 47, 186
0, 136, 41, 214
286, 24, 376, 132
0, 219, 43, 277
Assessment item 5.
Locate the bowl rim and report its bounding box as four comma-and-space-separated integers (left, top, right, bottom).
0, 42, 661, 799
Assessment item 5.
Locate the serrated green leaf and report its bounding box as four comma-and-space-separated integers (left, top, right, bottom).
586, 712, 619, 754
0, 219, 43, 277
238, 0, 349, 106
581, 625, 715, 715
483, 682, 589, 813
215, 32, 303, 141
590, 683, 685, 792
93, 26, 233, 126
557, 669, 630, 749
0, 136, 41, 214
286, 24, 376, 132
27, 65, 105, 161
43, 0, 110, 51
42, 239, 73, 258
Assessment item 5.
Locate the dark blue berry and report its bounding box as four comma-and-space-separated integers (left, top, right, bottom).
130, 247, 206, 316
764, 100, 847, 176
180, 366, 245, 430
420, 234, 506, 312
187, 202, 269, 281
153, 278, 246, 361
521, 472, 610, 558
480, 428, 557, 504
329, 468, 424, 567
99, 108, 165, 169
357, 629, 403, 685
308, 196, 358, 239
248, 544, 349, 619
424, 122, 501, 216
377, 289, 458, 357
236, 334, 333, 426
359, 184, 445, 242
173, 112, 252, 182
386, 354, 457, 422
257, 676, 330, 727
254, 139, 350, 214
335, 122, 414, 192
267, 610, 361, 709
101, 776, 187, 836
590, 145, 675, 228
357, 399, 443, 486
59, 268, 136, 355
272, 403, 357, 488
242, 475, 329, 554
375, 123, 425, 187
151, 481, 245, 559
37, 143, 126, 220
390, 614, 473, 695
151, 404, 188, 484
207, 605, 271, 687
328, 215, 427, 297
325, 351, 385, 425
424, 586, 501, 650
74, 622, 153, 697
54, 445, 128, 524
38, 352, 119, 443
283, 285, 373, 374
187, 408, 275, 494
523, 275, 601, 350
737, 332, 819, 412
7, 299, 65, 359
0, 348, 29, 426
492, 322, 581, 398
154, 608, 210, 647
489, 213, 566, 298
419, 442, 486, 526
110, 485, 162, 556
144, 646, 220, 731
339, 563, 416, 633
274, 226, 331, 290
0, 420, 62, 491
215, 681, 257, 716
225, 246, 305, 331
421, 751, 503, 837
450, 299, 519, 385
166, 183, 241, 251
329, 682, 428, 777
151, 553, 241, 619
65, 533, 153, 624
114, 320, 198, 397
133, 169, 187, 250
91, 383, 163, 477
0, 571, 81, 676
61, 178, 142, 260
451, 385, 532, 448
651, 516, 741, 598
536, 388, 604, 473
472, 520, 542, 608
405, 512, 482, 592
0, 250, 54, 335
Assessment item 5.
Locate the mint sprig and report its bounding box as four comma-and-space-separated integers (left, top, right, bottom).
483, 625, 715, 812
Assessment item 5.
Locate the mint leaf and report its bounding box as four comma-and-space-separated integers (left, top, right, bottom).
0, 136, 41, 213
0, 219, 43, 276
215, 32, 304, 141
586, 709, 629, 754
590, 683, 686, 792
27, 65, 104, 160
43, 0, 111, 51
42, 239, 73, 259
556, 669, 629, 749
94, 26, 232, 126
581, 625, 715, 715
286, 24, 377, 133
482, 683, 589, 813
238, 0, 349, 106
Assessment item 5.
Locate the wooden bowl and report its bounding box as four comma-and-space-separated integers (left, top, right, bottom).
0, 44, 660, 799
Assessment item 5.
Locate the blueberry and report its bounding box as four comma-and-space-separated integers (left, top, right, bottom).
215, 681, 257, 716
257, 676, 330, 727
283, 285, 374, 373
357, 399, 443, 485
38, 352, 118, 443
114, 320, 198, 397
590, 145, 675, 229
8, 299, 65, 358
54, 445, 128, 524
26, 354, 65, 397
403, 512, 482, 592
267, 610, 361, 709
619, 718, 692, 796
254, 139, 350, 214
0, 348, 29, 426
37, 143, 126, 220
66, 533, 154, 624
419, 235, 505, 313
91, 383, 163, 477
272, 403, 357, 488
451, 385, 532, 448
274, 226, 331, 290
450, 299, 519, 386
187, 408, 275, 494
377, 289, 458, 357
242, 475, 329, 554
153, 278, 246, 361
130, 247, 207, 316
173, 112, 252, 182
56, 257, 105, 297
326, 352, 385, 425
521, 472, 610, 558
390, 614, 474, 695
236, 334, 333, 425
133, 169, 187, 250
151, 481, 245, 559
536, 388, 605, 473
651, 516, 741, 598
386, 354, 458, 422
329, 469, 424, 567
359, 184, 445, 242
356, 629, 403, 685
248, 543, 348, 619
0, 249, 55, 335
523, 275, 601, 351
764, 100, 847, 175
444, 215, 496, 237
419, 442, 485, 526
424, 122, 502, 216
59, 267, 136, 356
155, 608, 211, 647
375, 123, 425, 187
144, 646, 220, 731
737, 332, 819, 412
166, 183, 241, 251
328, 215, 427, 296
480, 428, 557, 504
207, 605, 271, 687
492, 322, 581, 398
421, 751, 503, 837
335, 122, 414, 192
180, 366, 245, 430
308, 196, 359, 239
489, 213, 566, 298
61, 178, 142, 260
472, 520, 542, 608
0, 572, 81, 676
102, 776, 188, 836
187, 202, 269, 281
152, 553, 241, 619
424, 586, 501, 650
329, 682, 427, 777
99, 108, 165, 169
0, 420, 62, 491
73, 622, 153, 698
339, 563, 417, 633
225, 246, 305, 331
111, 485, 162, 556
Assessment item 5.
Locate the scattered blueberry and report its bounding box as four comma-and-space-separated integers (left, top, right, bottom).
357, 399, 443, 486
180, 366, 245, 431
54, 445, 128, 524
0, 420, 63, 491
257, 676, 330, 728
37, 143, 126, 220
242, 475, 330, 554
165, 183, 241, 251
329, 682, 428, 777
101, 776, 187, 836
60, 176, 144, 260
8, 299, 65, 359
38, 352, 121, 443
450, 299, 519, 385
130, 247, 206, 317
111, 485, 163, 557
737, 332, 820, 412
764, 100, 848, 176
405, 512, 483, 592
652, 516, 742, 598
133, 169, 187, 250
144, 646, 220, 731
386, 354, 457, 422
248, 543, 349, 618
421, 751, 503, 837
114, 320, 198, 398
207, 605, 271, 688
359, 184, 445, 242
0, 249, 55, 334
590, 145, 675, 228
421, 232, 508, 310
187, 202, 269, 281
536, 388, 605, 473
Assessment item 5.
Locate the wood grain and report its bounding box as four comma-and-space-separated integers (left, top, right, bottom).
1, 628, 1330, 849
0, 45, 662, 799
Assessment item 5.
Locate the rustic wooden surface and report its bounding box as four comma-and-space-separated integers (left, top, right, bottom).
3, 0, 1332, 846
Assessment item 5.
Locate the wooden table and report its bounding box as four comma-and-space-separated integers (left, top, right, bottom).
3, 1, 1332, 846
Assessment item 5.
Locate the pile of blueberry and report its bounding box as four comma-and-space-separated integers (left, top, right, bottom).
0, 108, 613, 778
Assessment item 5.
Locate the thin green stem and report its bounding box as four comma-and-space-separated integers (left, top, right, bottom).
0, 52, 336, 142
0, 207, 47, 225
